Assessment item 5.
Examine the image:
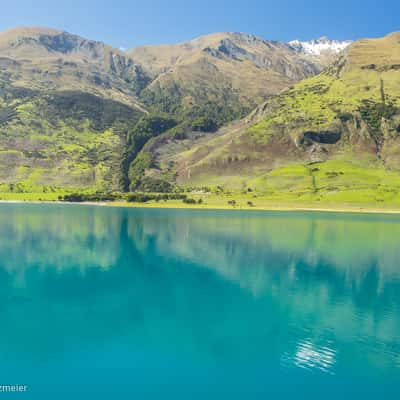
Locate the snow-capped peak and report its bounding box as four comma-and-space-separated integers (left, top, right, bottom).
288, 37, 352, 56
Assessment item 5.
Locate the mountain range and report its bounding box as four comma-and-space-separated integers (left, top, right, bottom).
0, 26, 398, 201
141, 32, 400, 203
130, 32, 327, 121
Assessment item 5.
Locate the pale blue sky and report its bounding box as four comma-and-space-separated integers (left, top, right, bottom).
1, 0, 398, 49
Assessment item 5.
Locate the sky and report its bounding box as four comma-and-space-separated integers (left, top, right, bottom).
0, 0, 399, 49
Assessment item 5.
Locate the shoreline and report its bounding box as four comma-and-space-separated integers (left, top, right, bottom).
1, 199, 400, 215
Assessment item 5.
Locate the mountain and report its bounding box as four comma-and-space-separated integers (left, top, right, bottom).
288, 36, 352, 68
289, 37, 352, 56
137, 32, 400, 203
0, 27, 150, 191
0, 27, 330, 193
129, 32, 322, 126
0, 27, 149, 109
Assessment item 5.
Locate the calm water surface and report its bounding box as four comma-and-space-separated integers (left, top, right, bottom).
0, 204, 399, 399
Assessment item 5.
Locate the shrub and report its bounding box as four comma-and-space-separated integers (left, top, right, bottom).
136, 177, 173, 193
183, 198, 197, 204
167, 125, 187, 140
63, 192, 118, 202
190, 116, 218, 133
127, 193, 187, 203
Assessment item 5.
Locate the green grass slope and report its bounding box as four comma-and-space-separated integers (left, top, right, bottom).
0, 86, 142, 192
142, 32, 400, 205
0, 27, 325, 194
0, 27, 151, 193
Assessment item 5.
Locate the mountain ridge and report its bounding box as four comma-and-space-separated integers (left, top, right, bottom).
0, 26, 325, 192
129, 31, 325, 129
0, 26, 150, 110
288, 37, 352, 55
134, 31, 400, 203
1, 26, 399, 201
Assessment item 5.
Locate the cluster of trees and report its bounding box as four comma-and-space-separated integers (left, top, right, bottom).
359, 100, 398, 131
127, 193, 187, 203
183, 198, 203, 204
61, 191, 205, 205
44, 91, 141, 132
141, 80, 250, 130
127, 194, 203, 205
185, 101, 246, 130
123, 112, 225, 191
62, 192, 120, 202
189, 116, 218, 133
122, 113, 178, 190
121, 91, 251, 192
1, 183, 59, 193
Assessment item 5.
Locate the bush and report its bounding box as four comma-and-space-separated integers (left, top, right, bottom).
127, 193, 187, 203
63, 192, 118, 202
136, 177, 173, 193
167, 125, 187, 140
127, 193, 152, 203
338, 112, 353, 122
183, 198, 197, 204
190, 116, 218, 133
359, 100, 398, 130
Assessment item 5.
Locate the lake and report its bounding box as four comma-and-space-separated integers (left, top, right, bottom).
0, 204, 399, 399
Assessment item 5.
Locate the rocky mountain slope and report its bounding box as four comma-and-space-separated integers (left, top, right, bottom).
0, 27, 149, 191
129, 32, 323, 125
138, 32, 400, 202
0, 27, 332, 192
0, 27, 149, 109
288, 37, 352, 56
288, 36, 352, 67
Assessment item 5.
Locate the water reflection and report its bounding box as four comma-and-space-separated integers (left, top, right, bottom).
0, 204, 122, 275
282, 340, 337, 374
0, 205, 399, 391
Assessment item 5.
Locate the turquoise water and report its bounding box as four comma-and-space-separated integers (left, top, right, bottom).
0, 204, 399, 399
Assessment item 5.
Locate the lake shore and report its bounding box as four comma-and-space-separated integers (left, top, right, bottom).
2, 199, 400, 215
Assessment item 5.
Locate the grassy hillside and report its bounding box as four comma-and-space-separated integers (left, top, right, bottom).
0, 85, 142, 192
0, 27, 152, 192
138, 32, 400, 205
2, 27, 399, 204
0, 27, 326, 194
